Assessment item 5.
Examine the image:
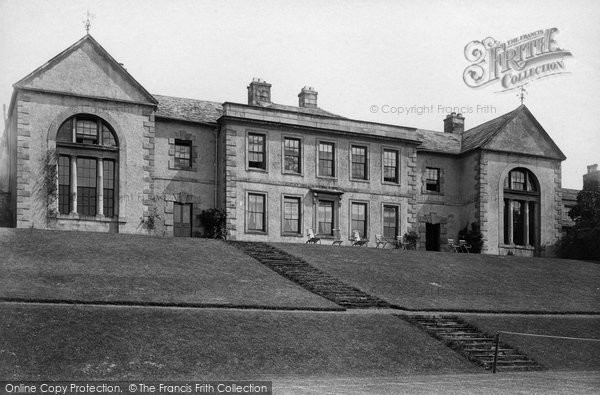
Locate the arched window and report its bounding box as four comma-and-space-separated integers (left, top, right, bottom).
56, 115, 119, 218
503, 168, 540, 246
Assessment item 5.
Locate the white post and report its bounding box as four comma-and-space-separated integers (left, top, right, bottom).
70, 156, 77, 215
97, 158, 104, 217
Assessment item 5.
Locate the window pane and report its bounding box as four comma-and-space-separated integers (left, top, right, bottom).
512, 200, 524, 245
102, 124, 117, 147
318, 200, 334, 235
283, 197, 301, 233
103, 160, 115, 217
383, 205, 398, 238
174, 140, 192, 168
76, 119, 98, 144
248, 194, 266, 231
58, 156, 70, 214
383, 150, 398, 182
77, 158, 97, 216
318, 142, 334, 177
511, 170, 525, 190
351, 203, 367, 238
57, 119, 72, 142
503, 199, 510, 244
528, 201, 536, 245
284, 138, 301, 173
248, 134, 266, 169
351, 146, 367, 179
426, 167, 440, 192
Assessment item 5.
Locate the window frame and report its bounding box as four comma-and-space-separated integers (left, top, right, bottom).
282, 136, 303, 175
173, 139, 193, 169
382, 148, 400, 184
317, 199, 335, 236
425, 167, 441, 193
317, 140, 337, 179
350, 144, 369, 181
382, 204, 400, 239
246, 131, 267, 171
246, 191, 268, 234
349, 200, 369, 239
281, 195, 303, 236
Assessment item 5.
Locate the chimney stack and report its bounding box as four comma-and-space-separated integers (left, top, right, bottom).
584, 163, 600, 190
443, 112, 465, 134
247, 78, 271, 106
298, 86, 318, 108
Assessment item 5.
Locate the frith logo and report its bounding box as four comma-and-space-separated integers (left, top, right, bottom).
463, 28, 572, 91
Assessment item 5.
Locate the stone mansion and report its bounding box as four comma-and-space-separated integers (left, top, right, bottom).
0, 34, 575, 255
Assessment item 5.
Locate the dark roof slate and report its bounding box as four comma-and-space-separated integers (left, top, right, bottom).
153, 94, 223, 124
460, 106, 522, 153
415, 129, 462, 154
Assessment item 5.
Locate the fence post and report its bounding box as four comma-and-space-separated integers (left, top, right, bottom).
492, 331, 500, 373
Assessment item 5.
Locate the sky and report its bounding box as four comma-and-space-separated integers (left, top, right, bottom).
1, 0, 598, 189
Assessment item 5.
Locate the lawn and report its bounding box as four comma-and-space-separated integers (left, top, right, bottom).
461, 315, 600, 370
0, 304, 480, 380
0, 229, 337, 309
274, 244, 600, 312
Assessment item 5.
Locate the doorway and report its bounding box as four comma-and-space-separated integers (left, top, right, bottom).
425, 223, 440, 251
173, 202, 192, 237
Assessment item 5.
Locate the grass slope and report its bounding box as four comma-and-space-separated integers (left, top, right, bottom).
462, 316, 600, 370
0, 229, 337, 309
275, 244, 600, 312
0, 304, 480, 380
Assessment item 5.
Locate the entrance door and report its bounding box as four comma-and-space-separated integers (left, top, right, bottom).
173, 203, 192, 237
425, 223, 440, 251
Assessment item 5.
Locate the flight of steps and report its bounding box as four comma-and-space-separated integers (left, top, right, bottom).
229, 241, 392, 309
401, 315, 544, 372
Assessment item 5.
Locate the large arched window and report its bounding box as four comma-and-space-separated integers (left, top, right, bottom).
503, 168, 540, 246
56, 115, 119, 218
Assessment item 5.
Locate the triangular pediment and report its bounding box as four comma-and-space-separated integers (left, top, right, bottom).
15, 35, 157, 105
482, 106, 565, 160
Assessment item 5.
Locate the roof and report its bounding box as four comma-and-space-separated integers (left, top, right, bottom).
14, 34, 157, 106
561, 188, 580, 201
460, 106, 522, 153
415, 129, 462, 154
154, 94, 223, 124
262, 103, 345, 118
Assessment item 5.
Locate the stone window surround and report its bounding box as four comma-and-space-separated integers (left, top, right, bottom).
348, 199, 370, 239
349, 142, 370, 182
245, 130, 268, 173
168, 130, 199, 171
245, 190, 268, 234
316, 138, 338, 179
381, 145, 401, 185
281, 193, 304, 237
421, 165, 445, 195
311, 191, 342, 239
281, 134, 304, 176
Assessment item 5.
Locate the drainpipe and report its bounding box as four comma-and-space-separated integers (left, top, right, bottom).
213, 126, 218, 208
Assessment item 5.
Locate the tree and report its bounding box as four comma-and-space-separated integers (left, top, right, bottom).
559, 189, 600, 260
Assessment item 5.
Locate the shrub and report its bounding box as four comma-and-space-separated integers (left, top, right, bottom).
403, 230, 419, 248
559, 189, 600, 260
199, 208, 227, 239
457, 222, 484, 253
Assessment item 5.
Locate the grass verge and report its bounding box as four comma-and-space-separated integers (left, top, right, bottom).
0, 229, 337, 309
0, 304, 480, 380
461, 315, 600, 370
274, 244, 600, 313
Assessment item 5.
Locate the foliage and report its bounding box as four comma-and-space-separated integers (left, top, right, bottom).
457, 222, 484, 253
402, 230, 419, 248
199, 208, 227, 239
559, 189, 600, 260
43, 150, 58, 219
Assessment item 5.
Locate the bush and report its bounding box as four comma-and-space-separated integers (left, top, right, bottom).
559, 189, 600, 260
403, 230, 419, 248
457, 222, 484, 253
199, 208, 227, 239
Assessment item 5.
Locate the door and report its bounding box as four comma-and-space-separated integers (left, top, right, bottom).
425, 223, 440, 251
173, 202, 192, 237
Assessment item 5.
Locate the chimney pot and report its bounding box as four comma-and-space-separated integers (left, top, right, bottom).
588, 164, 598, 173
